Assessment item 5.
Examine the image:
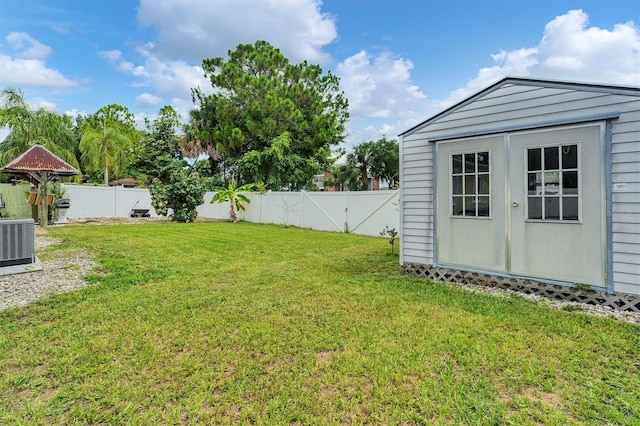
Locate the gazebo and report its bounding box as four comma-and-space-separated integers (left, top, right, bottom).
1, 144, 79, 227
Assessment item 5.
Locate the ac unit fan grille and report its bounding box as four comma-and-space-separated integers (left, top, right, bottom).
0, 219, 35, 267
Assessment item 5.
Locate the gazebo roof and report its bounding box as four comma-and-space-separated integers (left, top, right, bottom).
1, 144, 79, 176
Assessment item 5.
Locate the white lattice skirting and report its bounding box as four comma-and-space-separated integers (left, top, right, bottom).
402, 263, 640, 313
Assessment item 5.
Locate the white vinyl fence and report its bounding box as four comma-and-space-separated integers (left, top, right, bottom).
61, 185, 399, 236
198, 190, 399, 236
62, 185, 158, 219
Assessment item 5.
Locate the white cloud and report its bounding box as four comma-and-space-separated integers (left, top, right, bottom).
531, 10, 640, 85
335, 50, 429, 142
6, 32, 51, 59
336, 51, 426, 120
0, 55, 78, 88
64, 109, 87, 118
31, 97, 58, 111
136, 0, 337, 65
135, 93, 163, 108
100, 49, 147, 76
99, 49, 122, 63
101, 44, 210, 102
356, 123, 396, 144
439, 10, 640, 108
0, 33, 78, 89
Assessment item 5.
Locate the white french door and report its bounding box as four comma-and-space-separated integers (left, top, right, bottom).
436, 124, 606, 286
508, 124, 605, 286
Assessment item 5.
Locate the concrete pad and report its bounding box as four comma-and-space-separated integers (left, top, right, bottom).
0, 257, 43, 276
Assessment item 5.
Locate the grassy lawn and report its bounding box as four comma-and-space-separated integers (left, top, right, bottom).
0, 222, 638, 425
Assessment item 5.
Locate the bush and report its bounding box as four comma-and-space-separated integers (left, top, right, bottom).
149, 166, 206, 222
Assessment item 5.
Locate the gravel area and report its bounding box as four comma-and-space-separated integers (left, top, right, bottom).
449, 281, 640, 325
1, 227, 639, 325
0, 228, 98, 311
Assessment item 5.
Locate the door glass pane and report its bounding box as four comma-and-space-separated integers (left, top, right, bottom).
544, 171, 560, 195
477, 152, 489, 172
562, 171, 578, 195
452, 154, 462, 174
562, 197, 579, 220
528, 197, 542, 219
464, 196, 475, 216
528, 172, 542, 195
452, 176, 463, 194
464, 153, 475, 173
525, 143, 580, 222
545, 197, 560, 220
477, 196, 490, 217
544, 146, 559, 170
451, 151, 490, 218
452, 196, 464, 216
465, 175, 476, 194
562, 144, 578, 169
528, 148, 541, 171
478, 174, 490, 194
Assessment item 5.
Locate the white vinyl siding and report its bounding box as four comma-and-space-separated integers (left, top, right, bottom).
611, 105, 640, 292
400, 134, 433, 265
400, 80, 640, 295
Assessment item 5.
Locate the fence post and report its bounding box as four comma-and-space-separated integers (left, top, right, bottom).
301, 190, 305, 228
114, 185, 120, 217
344, 191, 349, 233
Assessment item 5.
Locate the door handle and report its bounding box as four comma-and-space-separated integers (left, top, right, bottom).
512, 201, 519, 207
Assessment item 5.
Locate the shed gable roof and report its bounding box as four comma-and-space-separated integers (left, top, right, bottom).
400, 76, 640, 137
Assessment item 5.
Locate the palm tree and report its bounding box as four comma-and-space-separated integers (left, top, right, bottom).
0, 87, 80, 171
348, 141, 374, 190
180, 93, 223, 176
324, 162, 362, 191
210, 178, 255, 222
79, 123, 134, 185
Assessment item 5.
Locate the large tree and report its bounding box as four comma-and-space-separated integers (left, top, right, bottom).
237, 132, 324, 190
369, 137, 399, 189
130, 105, 183, 183
0, 87, 80, 171
79, 104, 139, 185
181, 90, 224, 177
82, 103, 137, 136
188, 40, 349, 190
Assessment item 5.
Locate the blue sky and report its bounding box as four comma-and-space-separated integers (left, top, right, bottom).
1, 0, 639, 148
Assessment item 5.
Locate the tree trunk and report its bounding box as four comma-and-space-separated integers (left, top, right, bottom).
229, 202, 237, 222
104, 165, 109, 186
208, 156, 220, 176
360, 167, 368, 190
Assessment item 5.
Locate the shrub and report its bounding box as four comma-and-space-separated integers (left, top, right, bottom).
150, 165, 206, 222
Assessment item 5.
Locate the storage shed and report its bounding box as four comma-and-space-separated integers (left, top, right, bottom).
398, 77, 640, 311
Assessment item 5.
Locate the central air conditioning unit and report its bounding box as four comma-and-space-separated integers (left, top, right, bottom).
0, 218, 35, 267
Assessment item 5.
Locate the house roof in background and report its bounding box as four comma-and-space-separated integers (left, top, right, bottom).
0, 144, 79, 176
109, 177, 138, 187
